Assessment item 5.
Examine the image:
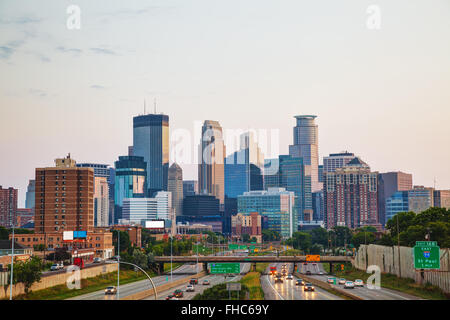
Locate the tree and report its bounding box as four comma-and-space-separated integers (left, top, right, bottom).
330, 226, 353, 247
291, 232, 312, 253
9, 256, 43, 296
351, 232, 376, 248
310, 243, 323, 254
0, 226, 9, 240
241, 234, 250, 243
262, 229, 280, 242
385, 211, 416, 237
112, 230, 131, 254
308, 227, 328, 246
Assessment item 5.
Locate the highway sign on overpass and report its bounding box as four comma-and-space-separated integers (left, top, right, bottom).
414, 241, 440, 269
210, 263, 240, 274
228, 244, 247, 250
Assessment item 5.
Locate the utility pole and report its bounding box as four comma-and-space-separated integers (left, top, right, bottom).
117, 230, 120, 300
397, 215, 401, 278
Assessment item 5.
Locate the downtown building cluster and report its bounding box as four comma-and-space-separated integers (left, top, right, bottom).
2, 112, 450, 253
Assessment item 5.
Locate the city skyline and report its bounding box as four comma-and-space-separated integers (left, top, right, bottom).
1, 0, 450, 206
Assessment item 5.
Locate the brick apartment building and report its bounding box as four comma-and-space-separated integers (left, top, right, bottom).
0, 186, 18, 228
231, 212, 262, 243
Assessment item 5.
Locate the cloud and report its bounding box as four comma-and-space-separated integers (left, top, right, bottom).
29, 88, 47, 97
0, 16, 42, 25
56, 46, 83, 55
89, 47, 117, 55
90, 85, 106, 89
0, 46, 14, 59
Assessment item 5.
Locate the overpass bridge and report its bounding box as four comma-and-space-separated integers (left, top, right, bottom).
154, 255, 352, 274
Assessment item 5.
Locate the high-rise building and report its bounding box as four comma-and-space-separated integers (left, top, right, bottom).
34, 154, 95, 233
198, 120, 226, 206
168, 163, 183, 217
121, 191, 172, 226
25, 180, 35, 211
264, 155, 312, 224
408, 186, 434, 213
323, 152, 355, 173
324, 157, 378, 229
289, 115, 321, 192
385, 191, 409, 223
77, 163, 112, 226
378, 172, 413, 225
237, 188, 296, 238
133, 114, 169, 197
231, 212, 262, 243
179, 194, 222, 233
114, 156, 147, 224
434, 190, 450, 209
0, 186, 18, 228
312, 190, 324, 221
183, 180, 198, 197
318, 165, 324, 183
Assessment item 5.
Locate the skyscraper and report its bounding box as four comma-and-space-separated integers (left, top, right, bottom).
121, 191, 172, 226
0, 186, 18, 228
133, 113, 169, 197
168, 162, 183, 217
25, 179, 36, 211
289, 115, 321, 192
114, 156, 147, 224
198, 120, 226, 206
324, 157, 378, 229
408, 186, 434, 213
323, 152, 355, 173
434, 190, 450, 209
377, 171, 413, 225
183, 180, 198, 197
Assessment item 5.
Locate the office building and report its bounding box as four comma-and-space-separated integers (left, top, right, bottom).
183, 180, 198, 197
385, 191, 409, 223
289, 115, 321, 192
168, 163, 183, 217
231, 212, 262, 243
25, 179, 35, 211
324, 157, 378, 229
434, 190, 450, 209
237, 188, 296, 238
34, 154, 95, 233
121, 191, 172, 227
179, 194, 222, 233
408, 186, 434, 213
323, 152, 355, 173
318, 165, 324, 183
133, 113, 169, 196
0, 186, 18, 228
378, 172, 413, 225
198, 120, 226, 206
312, 190, 324, 221
114, 156, 147, 224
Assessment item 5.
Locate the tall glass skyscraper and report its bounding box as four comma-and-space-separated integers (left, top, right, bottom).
114, 156, 147, 224
133, 114, 169, 197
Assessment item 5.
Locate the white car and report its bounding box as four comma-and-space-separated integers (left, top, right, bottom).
186, 284, 195, 292
104, 286, 117, 295
338, 278, 346, 285
286, 274, 293, 280
344, 281, 355, 289
318, 271, 324, 275
354, 279, 364, 287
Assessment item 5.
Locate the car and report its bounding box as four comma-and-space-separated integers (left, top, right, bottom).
165, 294, 178, 300
327, 277, 336, 284
312, 263, 317, 266
318, 271, 324, 275
189, 278, 198, 285
274, 275, 283, 283
303, 262, 308, 265
344, 281, 355, 289
304, 283, 315, 291
286, 274, 293, 280
338, 278, 346, 285
186, 284, 195, 292
296, 279, 305, 286
202, 279, 210, 285
305, 270, 312, 275
93, 257, 102, 263
354, 279, 364, 287
104, 286, 117, 295
50, 263, 63, 271
173, 289, 183, 298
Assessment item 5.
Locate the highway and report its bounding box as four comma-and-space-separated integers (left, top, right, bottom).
148, 261, 251, 300
68, 263, 202, 300
298, 263, 422, 300
261, 263, 343, 300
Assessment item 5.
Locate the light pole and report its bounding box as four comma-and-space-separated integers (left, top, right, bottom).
112, 230, 120, 300
9, 219, 15, 300
170, 235, 173, 283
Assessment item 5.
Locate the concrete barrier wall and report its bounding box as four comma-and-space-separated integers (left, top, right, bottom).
354, 244, 450, 293
121, 271, 207, 300
0, 263, 118, 299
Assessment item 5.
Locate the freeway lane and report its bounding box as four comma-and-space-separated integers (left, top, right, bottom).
148, 262, 251, 300
68, 263, 202, 300
261, 263, 342, 300
298, 263, 421, 300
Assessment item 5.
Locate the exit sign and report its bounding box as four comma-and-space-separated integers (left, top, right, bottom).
210, 263, 240, 274
413, 244, 440, 269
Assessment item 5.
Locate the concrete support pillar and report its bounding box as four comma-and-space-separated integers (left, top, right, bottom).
203, 262, 209, 274
329, 263, 334, 274
158, 262, 164, 275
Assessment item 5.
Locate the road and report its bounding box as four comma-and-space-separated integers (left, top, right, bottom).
261, 263, 343, 300
298, 263, 421, 300
148, 262, 251, 300
68, 263, 202, 300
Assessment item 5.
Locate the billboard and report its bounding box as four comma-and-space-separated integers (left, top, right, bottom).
63, 231, 73, 241
74, 231, 87, 239
145, 220, 165, 229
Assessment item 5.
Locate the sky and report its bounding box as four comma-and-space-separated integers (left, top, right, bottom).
1, 0, 449, 207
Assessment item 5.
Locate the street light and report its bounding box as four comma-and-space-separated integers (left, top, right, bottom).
9, 218, 15, 300
112, 229, 121, 300
106, 260, 158, 300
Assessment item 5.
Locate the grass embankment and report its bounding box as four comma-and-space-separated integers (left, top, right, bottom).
323, 263, 449, 300
9, 263, 182, 300
238, 263, 269, 300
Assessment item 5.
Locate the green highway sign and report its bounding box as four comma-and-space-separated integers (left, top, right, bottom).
210, 263, 241, 274
416, 241, 437, 247
413, 244, 440, 269
228, 244, 247, 250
